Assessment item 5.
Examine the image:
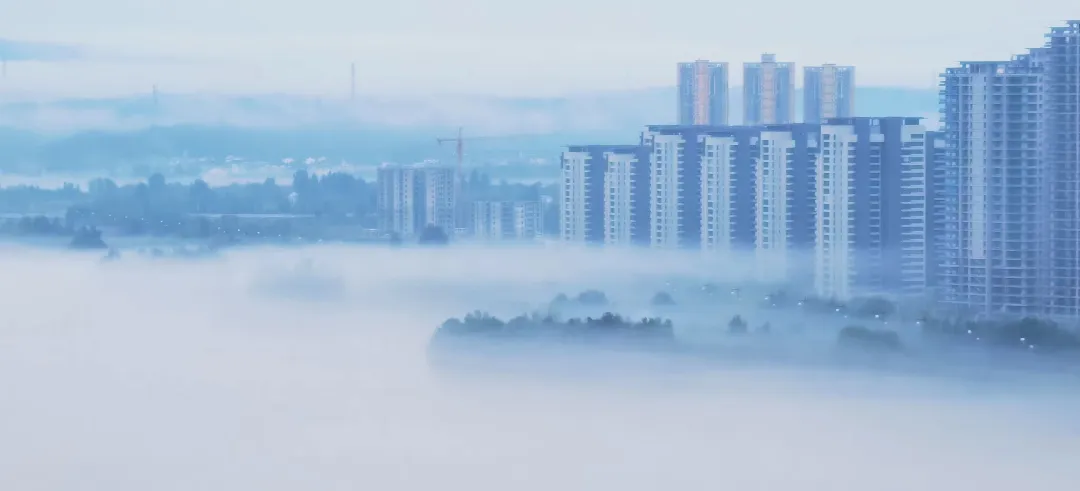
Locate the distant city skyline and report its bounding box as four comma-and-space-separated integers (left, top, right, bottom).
0, 1, 1074, 97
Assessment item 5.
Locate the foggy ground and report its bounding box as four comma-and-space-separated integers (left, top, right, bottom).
1, 244, 1078, 490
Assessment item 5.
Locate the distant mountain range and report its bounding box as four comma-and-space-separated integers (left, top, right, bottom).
0, 87, 939, 173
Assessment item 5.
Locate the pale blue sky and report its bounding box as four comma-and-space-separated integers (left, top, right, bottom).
0, 0, 1075, 97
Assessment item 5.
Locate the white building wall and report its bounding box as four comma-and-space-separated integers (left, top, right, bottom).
968, 75, 988, 261
474, 201, 543, 241
560, 151, 589, 242
604, 151, 636, 245
421, 167, 457, 236
900, 124, 929, 294
815, 124, 857, 300
376, 165, 418, 238
757, 131, 793, 281
700, 135, 736, 252
650, 133, 684, 248
820, 67, 838, 119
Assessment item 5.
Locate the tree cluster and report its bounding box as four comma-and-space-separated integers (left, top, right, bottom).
437, 311, 675, 341
1, 170, 563, 241
837, 325, 903, 352
550, 290, 610, 308
796, 294, 897, 319
920, 316, 1080, 352
651, 291, 676, 306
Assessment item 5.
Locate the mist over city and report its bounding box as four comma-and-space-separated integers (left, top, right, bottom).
3, 245, 1080, 490
4, 3, 1080, 490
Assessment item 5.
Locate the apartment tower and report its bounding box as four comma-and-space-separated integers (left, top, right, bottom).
804, 64, 856, 123
743, 53, 796, 125
814, 117, 929, 300
376, 164, 457, 239
756, 124, 820, 284
677, 60, 730, 125
940, 59, 1046, 314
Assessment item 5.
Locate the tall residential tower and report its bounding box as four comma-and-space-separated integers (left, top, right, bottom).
814, 117, 929, 300
677, 60, 730, 125
803, 64, 855, 123
560, 145, 652, 245
756, 124, 820, 284
376, 164, 457, 239
743, 54, 795, 125
938, 22, 1080, 317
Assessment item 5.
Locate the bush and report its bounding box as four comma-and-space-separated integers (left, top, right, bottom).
575, 290, 609, 306
728, 315, 748, 335
837, 325, 902, 352
437, 310, 674, 340
70, 227, 108, 249
418, 225, 449, 245
651, 291, 676, 306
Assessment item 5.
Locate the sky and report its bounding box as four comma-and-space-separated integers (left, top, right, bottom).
1, 243, 1080, 490
0, 1, 1076, 97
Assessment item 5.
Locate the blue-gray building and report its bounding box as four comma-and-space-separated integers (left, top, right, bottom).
925, 130, 951, 290
803, 64, 855, 123
677, 60, 730, 125
756, 123, 820, 283
937, 21, 1080, 317
743, 54, 795, 126
560, 144, 650, 246
815, 117, 929, 300
642, 125, 758, 250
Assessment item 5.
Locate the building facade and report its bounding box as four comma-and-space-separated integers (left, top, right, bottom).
677, 60, 730, 125
937, 22, 1080, 317
602, 146, 652, 245
814, 117, 928, 300
939, 58, 1048, 315
756, 124, 820, 283
744, 53, 796, 126
699, 127, 758, 253
473, 201, 544, 241
376, 164, 457, 239
642, 126, 705, 248
803, 64, 855, 123
560, 145, 637, 244
926, 130, 951, 290
1044, 22, 1080, 317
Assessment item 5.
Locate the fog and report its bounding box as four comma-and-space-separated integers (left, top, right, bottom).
2, 244, 1078, 490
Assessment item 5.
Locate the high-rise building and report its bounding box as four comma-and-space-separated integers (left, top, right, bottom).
938, 22, 1080, 317
602, 146, 652, 245
756, 124, 820, 283
376, 164, 457, 239
641, 125, 757, 250
677, 60, 730, 125
803, 64, 855, 123
699, 127, 759, 253
926, 130, 951, 290
560, 145, 635, 244
642, 126, 705, 248
1044, 22, 1080, 317
744, 53, 796, 126
940, 60, 1046, 314
814, 117, 928, 300
473, 201, 544, 241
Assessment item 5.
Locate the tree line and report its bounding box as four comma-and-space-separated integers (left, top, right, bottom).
0, 170, 558, 241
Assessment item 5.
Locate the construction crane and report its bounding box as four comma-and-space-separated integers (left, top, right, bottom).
435, 127, 521, 231
435, 127, 514, 181
436, 126, 521, 193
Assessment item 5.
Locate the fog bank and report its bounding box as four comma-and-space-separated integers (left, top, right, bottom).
1, 245, 1078, 490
